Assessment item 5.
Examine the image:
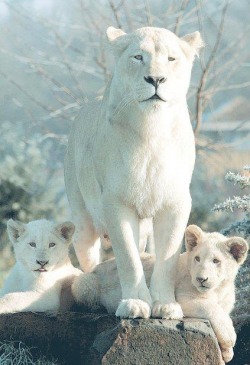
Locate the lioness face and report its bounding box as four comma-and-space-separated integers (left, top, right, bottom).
7, 220, 75, 273
185, 225, 248, 293
107, 27, 203, 110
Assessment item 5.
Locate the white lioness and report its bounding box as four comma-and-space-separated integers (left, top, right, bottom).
65, 26, 203, 319
72, 225, 248, 363
0, 219, 81, 313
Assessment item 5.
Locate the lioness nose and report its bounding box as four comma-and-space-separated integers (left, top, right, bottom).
196, 277, 208, 283
144, 76, 167, 88
36, 260, 48, 266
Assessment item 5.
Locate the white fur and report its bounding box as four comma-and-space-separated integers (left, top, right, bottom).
0, 219, 81, 313
72, 226, 248, 363
65, 26, 203, 318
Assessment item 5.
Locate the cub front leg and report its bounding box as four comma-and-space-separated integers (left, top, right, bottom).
180, 299, 236, 363
103, 198, 152, 318
0, 289, 60, 313
151, 198, 191, 319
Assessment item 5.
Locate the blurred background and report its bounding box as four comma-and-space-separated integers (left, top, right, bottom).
0, 0, 249, 286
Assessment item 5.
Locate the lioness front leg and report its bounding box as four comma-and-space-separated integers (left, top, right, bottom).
104, 199, 152, 318
151, 199, 191, 319
180, 299, 236, 363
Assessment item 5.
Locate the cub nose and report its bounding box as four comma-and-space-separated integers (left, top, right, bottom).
196, 277, 208, 283
144, 76, 167, 88
36, 260, 49, 267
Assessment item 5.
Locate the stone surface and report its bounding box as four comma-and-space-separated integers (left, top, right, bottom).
0, 312, 223, 365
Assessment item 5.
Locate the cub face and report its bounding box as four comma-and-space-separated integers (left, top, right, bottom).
7, 219, 75, 273
185, 225, 248, 293
107, 26, 203, 109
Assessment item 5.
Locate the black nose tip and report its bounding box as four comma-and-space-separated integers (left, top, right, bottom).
36, 260, 49, 266
144, 76, 167, 87
196, 277, 208, 283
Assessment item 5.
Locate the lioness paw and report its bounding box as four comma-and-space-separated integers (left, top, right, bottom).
115, 299, 151, 319
221, 347, 234, 363
152, 301, 183, 319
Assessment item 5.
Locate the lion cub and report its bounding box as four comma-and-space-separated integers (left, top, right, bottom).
72, 225, 248, 363
0, 219, 81, 313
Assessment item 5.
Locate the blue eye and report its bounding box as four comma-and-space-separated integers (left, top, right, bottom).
195, 256, 200, 262
168, 57, 176, 61
29, 242, 36, 248
213, 258, 220, 264
49, 242, 56, 248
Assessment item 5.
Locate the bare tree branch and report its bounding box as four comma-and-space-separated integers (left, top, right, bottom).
194, 0, 229, 134
174, 0, 190, 35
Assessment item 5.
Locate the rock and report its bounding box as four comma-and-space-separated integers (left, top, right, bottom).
0, 312, 223, 364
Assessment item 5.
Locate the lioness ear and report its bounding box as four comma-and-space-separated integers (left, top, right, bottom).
7, 219, 26, 244
106, 26, 129, 56
107, 26, 126, 42
56, 221, 75, 242
226, 237, 248, 265
181, 31, 204, 58
185, 225, 203, 251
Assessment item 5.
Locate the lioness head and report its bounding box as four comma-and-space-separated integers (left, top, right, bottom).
107, 26, 203, 110
7, 219, 75, 273
185, 225, 248, 293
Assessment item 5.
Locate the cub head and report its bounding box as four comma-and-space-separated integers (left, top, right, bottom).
7, 219, 75, 273
185, 225, 248, 293
107, 26, 203, 110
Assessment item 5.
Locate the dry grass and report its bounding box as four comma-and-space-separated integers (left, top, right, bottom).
0, 341, 58, 365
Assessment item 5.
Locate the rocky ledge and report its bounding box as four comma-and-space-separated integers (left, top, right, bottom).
0, 312, 224, 364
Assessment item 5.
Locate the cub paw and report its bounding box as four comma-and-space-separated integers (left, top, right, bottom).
152, 301, 183, 319
115, 299, 151, 319
222, 321, 237, 347
221, 347, 234, 363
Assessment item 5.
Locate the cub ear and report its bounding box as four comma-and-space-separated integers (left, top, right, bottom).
7, 219, 26, 244
226, 237, 249, 265
106, 26, 129, 56
185, 225, 203, 251
181, 31, 204, 58
55, 221, 75, 242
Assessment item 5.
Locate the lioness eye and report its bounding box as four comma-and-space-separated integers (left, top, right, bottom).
195, 256, 200, 262
168, 57, 176, 61
134, 55, 143, 61
29, 242, 36, 248
49, 242, 56, 248
213, 258, 220, 264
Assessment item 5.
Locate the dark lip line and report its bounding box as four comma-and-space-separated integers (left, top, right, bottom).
34, 269, 48, 272
142, 94, 166, 102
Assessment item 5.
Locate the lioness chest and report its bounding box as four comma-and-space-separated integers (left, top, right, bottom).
105, 119, 195, 218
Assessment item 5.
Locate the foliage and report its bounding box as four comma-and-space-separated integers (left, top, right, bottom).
213, 166, 250, 238
0, 121, 67, 244
0, 341, 58, 365
213, 166, 250, 330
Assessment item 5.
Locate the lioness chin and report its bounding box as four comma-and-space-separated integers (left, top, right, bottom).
0, 219, 81, 313
65, 26, 203, 319
72, 225, 248, 364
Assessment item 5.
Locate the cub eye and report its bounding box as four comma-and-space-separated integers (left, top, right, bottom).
213, 258, 220, 264
134, 55, 143, 61
29, 242, 36, 248
49, 242, 56, 248
195, 256, 200, 262
168, 57, 176, 61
